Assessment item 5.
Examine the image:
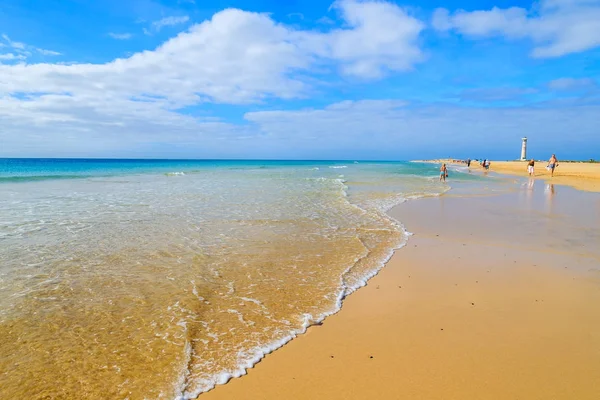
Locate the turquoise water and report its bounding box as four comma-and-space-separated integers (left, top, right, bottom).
0, 158, 293, 182
0, 158, 488, 181
0, 159, 486, 399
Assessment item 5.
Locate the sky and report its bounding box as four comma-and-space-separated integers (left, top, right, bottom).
0, 0, 599, 160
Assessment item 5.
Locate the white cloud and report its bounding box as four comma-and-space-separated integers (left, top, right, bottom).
327, 0, 424, 77
108, 32, 133, 40
548, 77, 598, 91
1, 33, 61, 59
37, 48, 62, 56
0, 1, 429, 157
243, 99, 600, 159
0, 1, 423, 106
2, 34, 26, 49
3, 97, 599, 159
432, 0, 600, 58
0, 53, 26, 61
152, 15, 190, 31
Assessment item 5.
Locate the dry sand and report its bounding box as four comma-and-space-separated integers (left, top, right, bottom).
424, 159, 600, 192
489, 161, 600, 192
200, 181, 600, 400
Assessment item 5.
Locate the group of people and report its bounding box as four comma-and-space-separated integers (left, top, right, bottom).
461, 158, 489, 169
440, 154, 559, 182
526, 154, 559, 177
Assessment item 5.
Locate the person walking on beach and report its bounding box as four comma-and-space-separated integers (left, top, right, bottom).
440, 163, 448, 182
527, 159, 535, 176
467, 158, 471, 167
547, 154, 558, 177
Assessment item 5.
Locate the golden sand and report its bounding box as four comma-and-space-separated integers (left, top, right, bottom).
423, 159, 600, 192
201, 185, 600, 399
489, 161, 600, 192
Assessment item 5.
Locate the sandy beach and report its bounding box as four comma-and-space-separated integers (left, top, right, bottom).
489, 161, 600, 192
201, 179, 600, 399
422, 159, 600, 192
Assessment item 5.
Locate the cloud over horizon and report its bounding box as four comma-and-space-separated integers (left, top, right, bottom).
0, 0, 599, 159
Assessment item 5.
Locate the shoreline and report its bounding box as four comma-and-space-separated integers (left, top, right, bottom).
184, 196, 421, 398
2, 160, 452, 400
416, 159, 600, 192
201, 179, 600, 399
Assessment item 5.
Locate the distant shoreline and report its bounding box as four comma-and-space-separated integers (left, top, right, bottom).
414, 159, 600, 192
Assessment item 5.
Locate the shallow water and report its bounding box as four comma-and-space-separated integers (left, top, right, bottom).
0, 160, 484, 399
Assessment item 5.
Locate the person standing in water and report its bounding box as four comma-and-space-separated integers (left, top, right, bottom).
440, 163, 447, 182
548, 154, 558, 177
527, 159, 535, 176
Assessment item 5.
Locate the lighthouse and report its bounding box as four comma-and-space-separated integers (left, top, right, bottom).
520, 137, 527, 161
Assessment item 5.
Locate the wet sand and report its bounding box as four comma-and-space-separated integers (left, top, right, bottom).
201, 181, 600, 399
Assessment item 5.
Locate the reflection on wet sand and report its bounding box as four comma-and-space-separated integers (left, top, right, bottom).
545, 183, 555, 213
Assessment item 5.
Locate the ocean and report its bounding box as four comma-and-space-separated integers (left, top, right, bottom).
0, 159, 485, 399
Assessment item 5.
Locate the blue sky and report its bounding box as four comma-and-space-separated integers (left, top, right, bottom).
0, 0, 599, 160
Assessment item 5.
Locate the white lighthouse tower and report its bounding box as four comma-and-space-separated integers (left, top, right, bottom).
520, 137, 527, 161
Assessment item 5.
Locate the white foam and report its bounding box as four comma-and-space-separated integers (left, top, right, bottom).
329, 166, 347, 169
176, 319, 324, 399
171, 174, 452, 400
171, 323, 192, 400
176, 189, 430, 400
165, 172, 186, 176
239, 297, 263, 306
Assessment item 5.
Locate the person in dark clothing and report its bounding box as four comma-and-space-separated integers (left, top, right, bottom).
527, 159, 535, 176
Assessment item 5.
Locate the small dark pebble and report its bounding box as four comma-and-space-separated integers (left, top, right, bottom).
330, 355, 334, 358
436, 234, 439, 237
376, 285, 380, 289
471, 303, 475, 306
369, 356, 374, 359
476, 281, 478, 283
398, 286, 402, 288
440, 328, 444, 331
